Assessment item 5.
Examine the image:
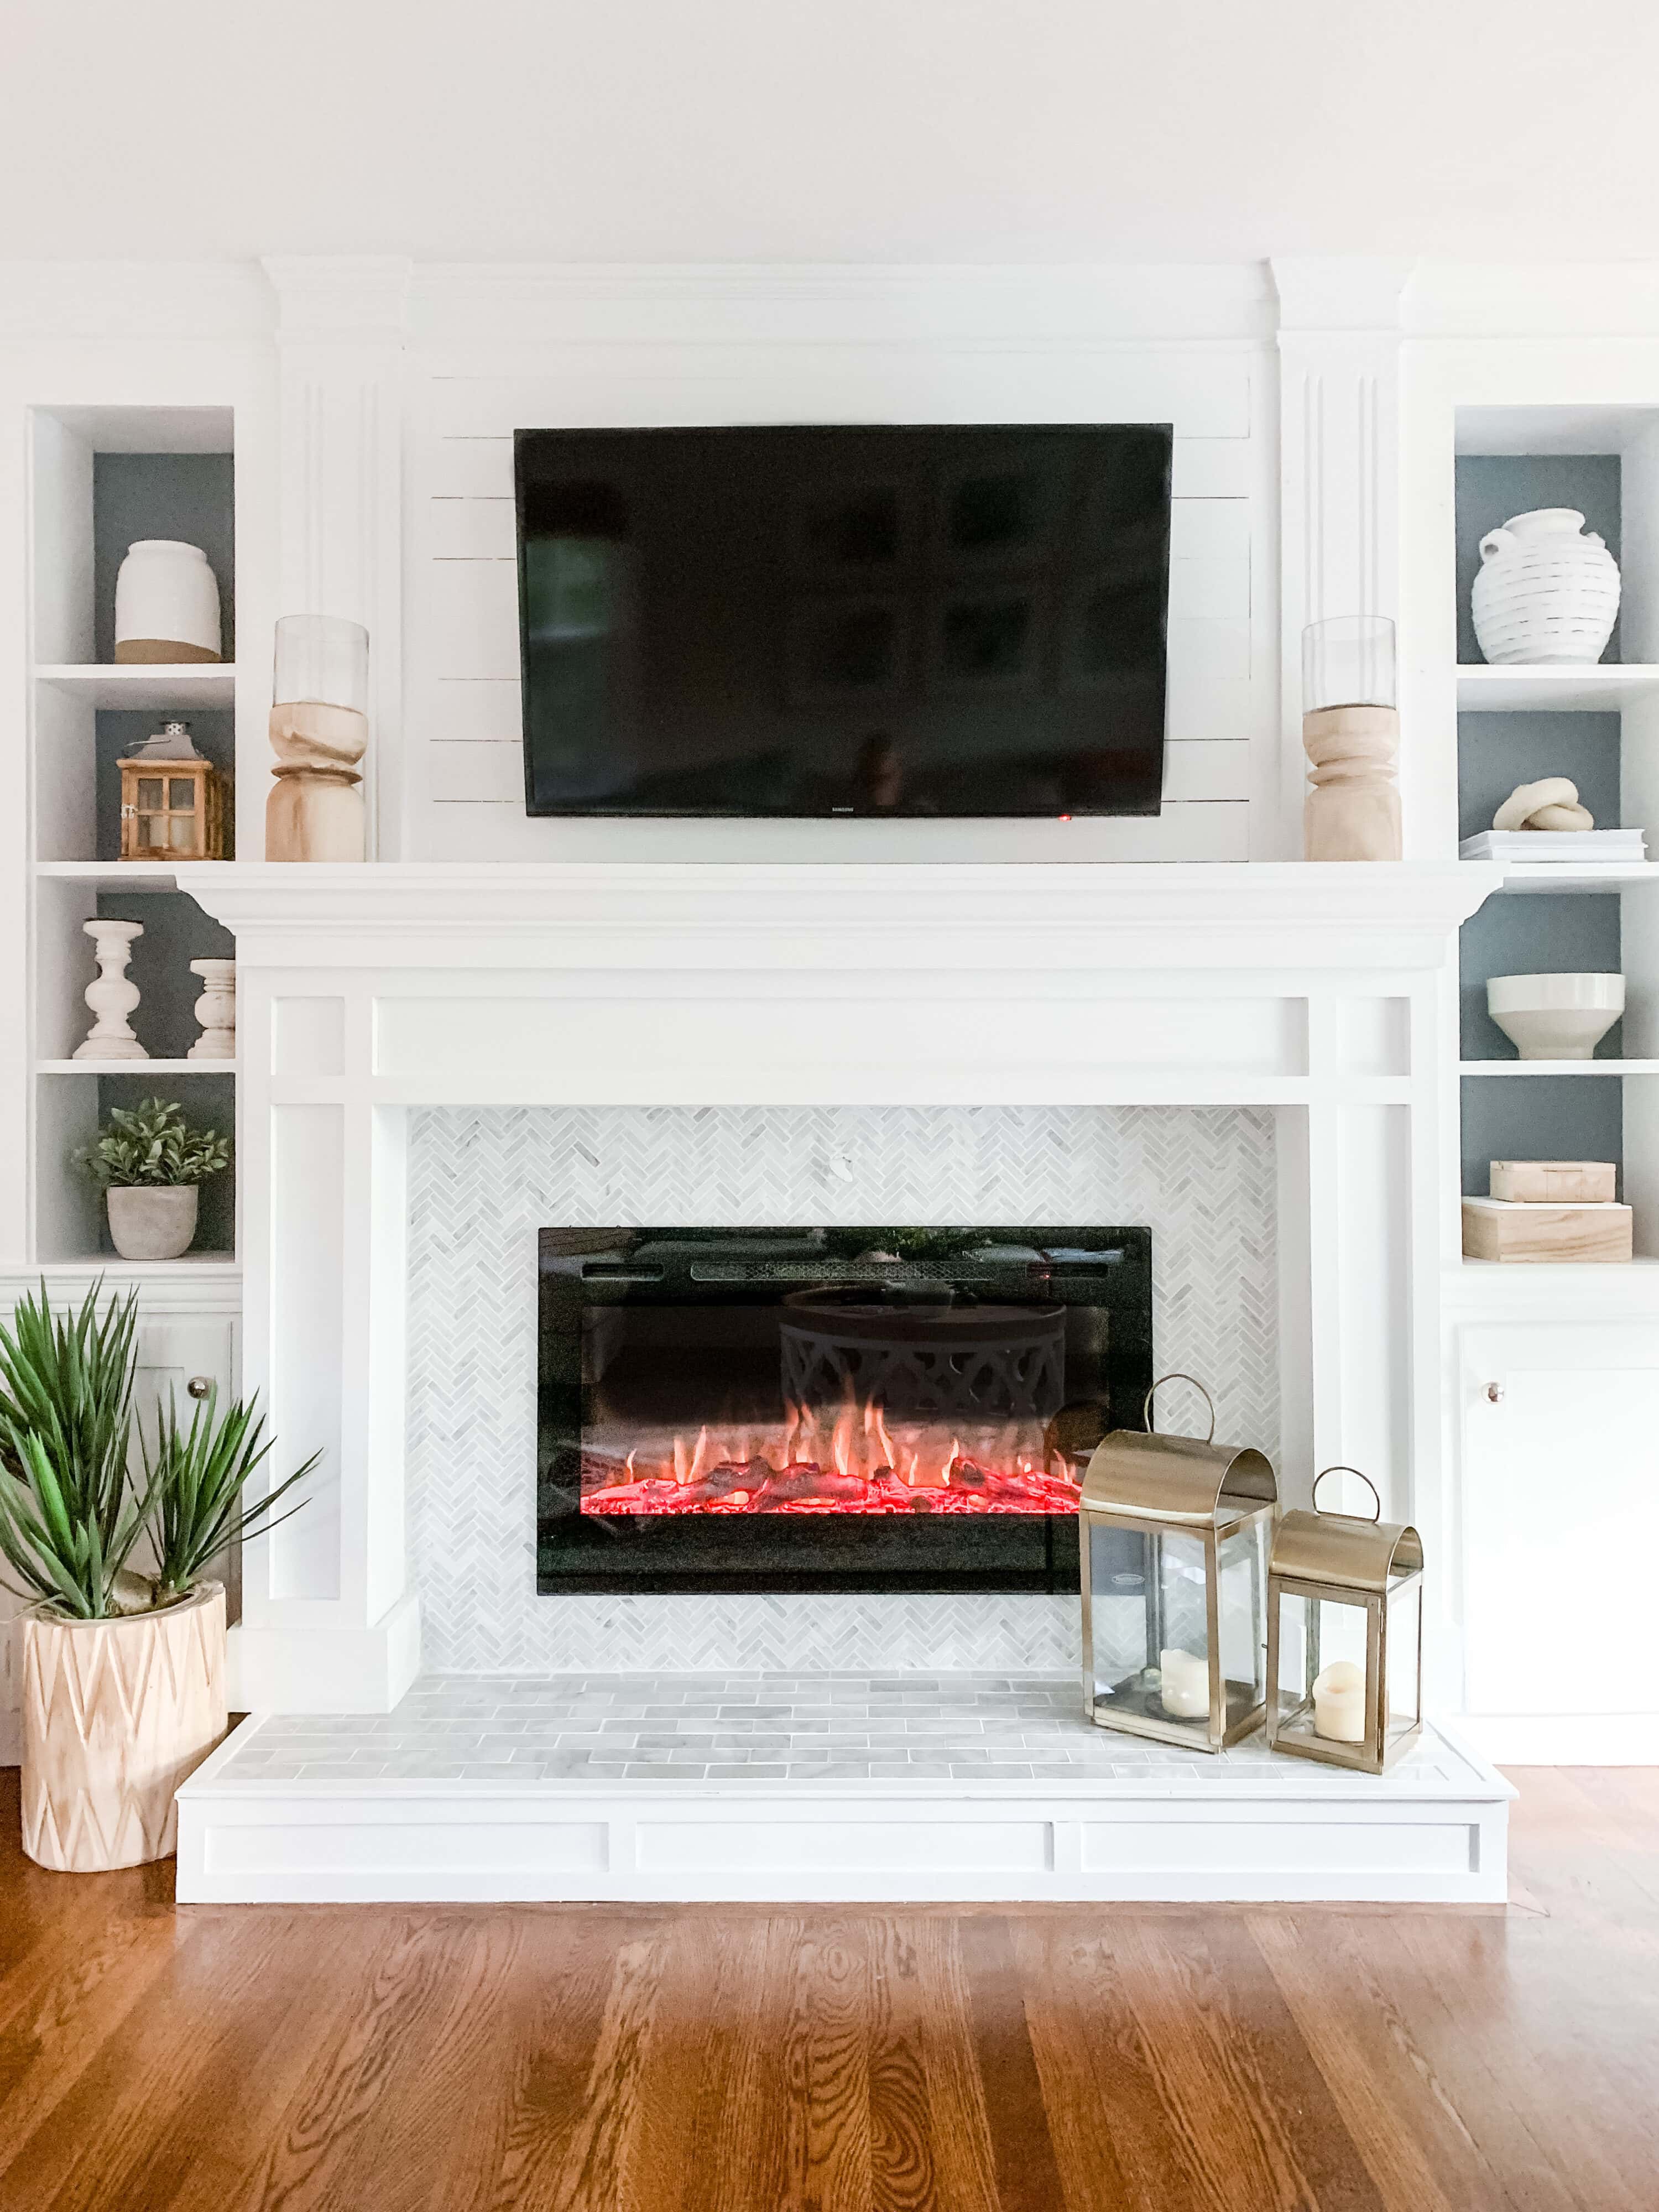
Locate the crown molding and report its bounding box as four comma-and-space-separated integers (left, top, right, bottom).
406, 260, 1280, 349
1271, 257, 1417, 337
263, 255, 413, 347
1405, 260, 1659, 340
0, 260, 273, 341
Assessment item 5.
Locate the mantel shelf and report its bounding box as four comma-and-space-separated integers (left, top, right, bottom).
33, 663, 237, 709
170, 859, 1501, 968
1456, 664, 1659, 712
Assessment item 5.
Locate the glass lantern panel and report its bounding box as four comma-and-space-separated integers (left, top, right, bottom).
168, 813, 197, 852
137, 778, 164, 809
1278, 1592, 1372, 1751
168, 778, 197, 810
1386, 1578, 1422, 1747
136, 815, 162, 848
1275, 1588, 1314, 1718
1086, 1524, 1212, 1740
1215, 1517, 1269, 1731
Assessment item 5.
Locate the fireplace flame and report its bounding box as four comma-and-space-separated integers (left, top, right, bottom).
582, 1378, 1083, 1517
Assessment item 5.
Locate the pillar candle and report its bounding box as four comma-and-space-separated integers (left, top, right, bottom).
1312, 1658, 1367, 1743
1159, 1646, 1211, 1719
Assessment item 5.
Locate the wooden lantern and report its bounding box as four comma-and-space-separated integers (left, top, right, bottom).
118, 749, 225, 861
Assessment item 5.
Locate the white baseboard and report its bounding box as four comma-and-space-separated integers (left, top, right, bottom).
1453, 1710, 1659, 1766
226, 1591, 421, 1714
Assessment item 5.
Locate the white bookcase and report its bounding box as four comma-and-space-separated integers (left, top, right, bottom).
25, 404, 246, 1267
1447, 405, 1659, 1276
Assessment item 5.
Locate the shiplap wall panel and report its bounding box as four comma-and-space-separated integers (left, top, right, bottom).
408, 335, 1272, 853
429, 352, 1256, 440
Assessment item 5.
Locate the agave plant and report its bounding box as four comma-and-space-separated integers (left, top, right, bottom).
0, 1280, 316, 1620
143, 1387, 319, 1603
0, 1282, 153, 1619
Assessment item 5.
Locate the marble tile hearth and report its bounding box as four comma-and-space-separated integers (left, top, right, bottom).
216, 1671, 1479, 1792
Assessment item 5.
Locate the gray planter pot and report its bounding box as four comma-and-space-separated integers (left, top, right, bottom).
106, 1184, 199, 1261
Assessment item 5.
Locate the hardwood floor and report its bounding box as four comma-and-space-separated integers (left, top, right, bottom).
1, 1766, 1656, 2211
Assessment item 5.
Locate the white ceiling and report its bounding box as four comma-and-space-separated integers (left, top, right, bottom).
4, 0, 1657, 264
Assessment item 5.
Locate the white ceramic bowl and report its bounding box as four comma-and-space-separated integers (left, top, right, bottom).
1486, 972, 1625, 1060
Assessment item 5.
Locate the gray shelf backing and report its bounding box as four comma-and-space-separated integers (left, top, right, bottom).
1459, 891, 1622, 1062
1460, 1075, 1624, 1199
95, 708, 236, 862
93, 890, 235, 1060
88, 1072, 235, 1256
92, 452, 234, 665
1455, 454, 1621, 668
1457, 711, 1621, 843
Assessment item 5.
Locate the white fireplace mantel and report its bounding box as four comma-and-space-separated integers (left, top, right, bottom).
176, 858, 1495, 1712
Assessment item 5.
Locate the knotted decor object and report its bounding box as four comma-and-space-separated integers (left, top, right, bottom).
1493, 776, 1595, 833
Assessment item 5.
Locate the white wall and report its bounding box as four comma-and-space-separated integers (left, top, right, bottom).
6, 3, 1657, 263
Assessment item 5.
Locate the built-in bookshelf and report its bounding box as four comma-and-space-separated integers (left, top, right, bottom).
28, 406, 243, 1266
1452, 411, 1659, 1275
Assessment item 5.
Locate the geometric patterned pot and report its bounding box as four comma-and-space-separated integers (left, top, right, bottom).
19, 1582, 226, 1871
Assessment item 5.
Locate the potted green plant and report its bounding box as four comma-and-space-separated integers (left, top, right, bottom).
0, 1281, 316, 1871
74, 1097, 232, 1261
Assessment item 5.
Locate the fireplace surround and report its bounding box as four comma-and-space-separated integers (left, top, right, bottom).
171, 858, 1495, 1713
538, 1223, 1154, 1594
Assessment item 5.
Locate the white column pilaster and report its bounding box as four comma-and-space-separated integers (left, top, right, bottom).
261, 257, 410, 859
1272, 259, 1415, 854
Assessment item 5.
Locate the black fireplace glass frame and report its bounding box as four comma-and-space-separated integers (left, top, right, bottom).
537, 1225, 1154, 1596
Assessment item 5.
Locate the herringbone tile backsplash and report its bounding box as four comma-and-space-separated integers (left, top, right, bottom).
406, 1106, 1278, 1672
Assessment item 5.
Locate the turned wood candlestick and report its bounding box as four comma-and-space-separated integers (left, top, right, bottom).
1302, 704, 1401, 863
265, 701, 368, 862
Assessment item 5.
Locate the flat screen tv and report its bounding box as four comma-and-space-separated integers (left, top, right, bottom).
515, 423, 1171, 820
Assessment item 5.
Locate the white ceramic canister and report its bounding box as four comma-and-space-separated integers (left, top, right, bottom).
114, 540, 223, 665
1471, 508, 1620, 666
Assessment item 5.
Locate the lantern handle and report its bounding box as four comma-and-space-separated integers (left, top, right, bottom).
1142, 1373, 1216, 1446
1312, 1465, 1383, 1522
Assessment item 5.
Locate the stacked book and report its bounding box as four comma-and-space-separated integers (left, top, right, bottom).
1460, 828, 1647, 862
1462, 1160, 1632, 1263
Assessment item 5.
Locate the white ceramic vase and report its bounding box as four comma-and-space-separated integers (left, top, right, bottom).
114, 539, 222, 665
1471, 508, 1620, 666
20, 1583, 226, 1870
106, 1185, 199, 1260
73, 918, 147, 1061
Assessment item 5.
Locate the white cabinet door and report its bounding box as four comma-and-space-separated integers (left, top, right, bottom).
132, 1316, 240, 1617
133, 1317, 238, 1443
1459, 1323, 1659, 1718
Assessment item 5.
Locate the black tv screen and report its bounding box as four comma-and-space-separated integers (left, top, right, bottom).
514, 423, 1171, 818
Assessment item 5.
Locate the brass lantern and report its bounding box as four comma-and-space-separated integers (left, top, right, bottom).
118, 721, 225, 861
1266, 1467, 1424, 1776
1078, 1374, 1277, 1753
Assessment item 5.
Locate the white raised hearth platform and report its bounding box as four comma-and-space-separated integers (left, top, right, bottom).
176, 1671, 1513, 1905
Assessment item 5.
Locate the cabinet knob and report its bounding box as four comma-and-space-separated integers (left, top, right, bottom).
187, 1375, 214, 1400
1484, 1381, 1505, 1404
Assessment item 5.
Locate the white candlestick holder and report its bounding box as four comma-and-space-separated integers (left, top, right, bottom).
73, 920, 148, 1061
187, 958, 237, 1062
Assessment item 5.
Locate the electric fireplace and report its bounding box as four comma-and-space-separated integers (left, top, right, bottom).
538, 1226, 1153, 1594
